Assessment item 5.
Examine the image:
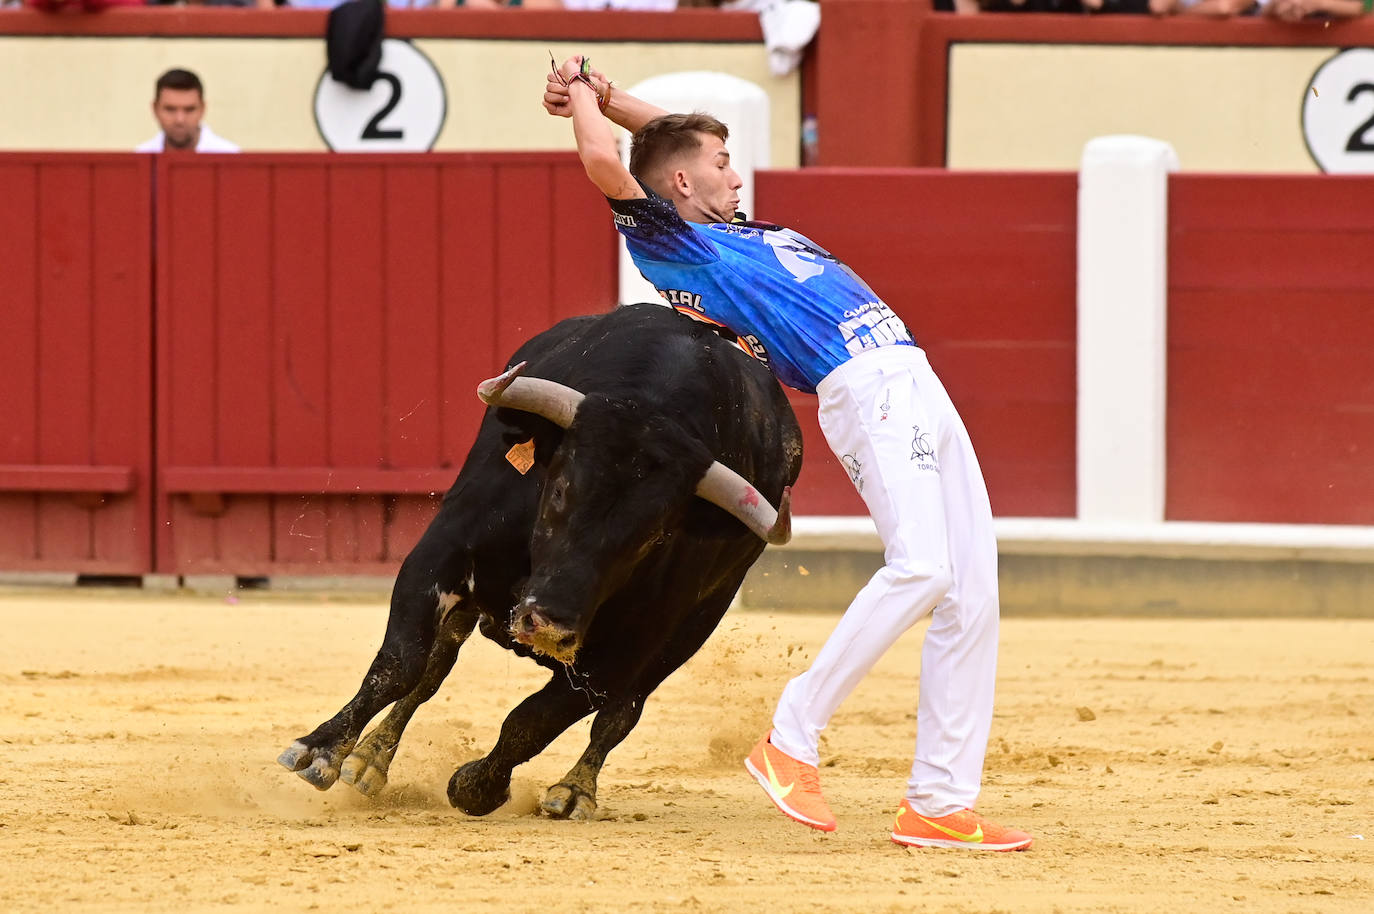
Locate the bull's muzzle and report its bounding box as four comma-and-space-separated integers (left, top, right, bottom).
511, 604, 580, 663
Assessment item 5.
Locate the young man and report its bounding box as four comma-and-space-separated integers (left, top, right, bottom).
543, 56, 1031, 851
136, 69, 240, 155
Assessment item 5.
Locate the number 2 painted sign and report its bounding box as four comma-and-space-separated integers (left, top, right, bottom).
314, 40, 447, 153
1303, 49, 1374, 174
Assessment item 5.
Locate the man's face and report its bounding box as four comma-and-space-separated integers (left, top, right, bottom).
673, 133, 743, 224
152, 88, 205, 150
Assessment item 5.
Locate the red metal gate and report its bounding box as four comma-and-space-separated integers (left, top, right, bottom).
153, 153, 618, 575
0, 154, 154, 574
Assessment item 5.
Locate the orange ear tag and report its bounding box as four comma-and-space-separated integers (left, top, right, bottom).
505, 438, 536, 475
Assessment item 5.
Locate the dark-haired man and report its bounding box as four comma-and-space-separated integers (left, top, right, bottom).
137, 69, 240, 154
543, 57, 1031, 851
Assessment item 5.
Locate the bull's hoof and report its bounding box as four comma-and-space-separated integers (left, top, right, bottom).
278, 741, 340, 790
447, 759, 510, 817
540, 783, 596, 820
277, 741, 312, 772
340, 749, 390, 798
298, 756, 341, 791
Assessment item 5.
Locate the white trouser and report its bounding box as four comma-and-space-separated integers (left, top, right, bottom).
770, 345, 1000, 817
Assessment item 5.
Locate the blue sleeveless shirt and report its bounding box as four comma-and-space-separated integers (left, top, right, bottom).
609, 187, 914, 394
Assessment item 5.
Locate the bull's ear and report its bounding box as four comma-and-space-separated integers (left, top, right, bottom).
695, 463, 792, 545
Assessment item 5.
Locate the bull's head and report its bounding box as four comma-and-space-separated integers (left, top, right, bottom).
477, 362, 791, 663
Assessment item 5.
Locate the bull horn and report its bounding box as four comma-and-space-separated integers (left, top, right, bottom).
477, 361, 584, 429
478, 363, 792, 545
697, 465, 793, 546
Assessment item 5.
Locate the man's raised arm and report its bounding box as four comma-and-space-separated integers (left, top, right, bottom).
549, 56, 649, 202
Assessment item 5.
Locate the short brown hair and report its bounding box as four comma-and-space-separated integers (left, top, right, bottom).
629, 113, 730, 191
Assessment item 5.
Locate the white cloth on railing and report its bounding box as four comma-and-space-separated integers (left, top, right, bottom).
724, 0, 820, 77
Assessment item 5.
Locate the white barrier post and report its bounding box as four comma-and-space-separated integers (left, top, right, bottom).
617, 72, 771, 306
1077, 136, 1179, 524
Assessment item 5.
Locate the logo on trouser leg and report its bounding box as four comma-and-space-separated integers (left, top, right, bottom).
910, 426, 938, 471
840, 454, 864, 492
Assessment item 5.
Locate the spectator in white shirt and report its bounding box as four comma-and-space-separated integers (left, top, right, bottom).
136, 69, 240, 154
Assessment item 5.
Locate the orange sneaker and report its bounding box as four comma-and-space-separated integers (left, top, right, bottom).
890, 800, 1032, 851
745, 732, 836, 832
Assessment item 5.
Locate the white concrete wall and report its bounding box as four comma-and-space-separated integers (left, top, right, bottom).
1076, 135, 1178, 524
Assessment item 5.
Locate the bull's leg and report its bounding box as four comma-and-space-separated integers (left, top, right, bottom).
540, 695, 647, 820
340, 610, 478, 797
447, 675, 595, 816
278, 547, 466, 790
541, 585, 742, 820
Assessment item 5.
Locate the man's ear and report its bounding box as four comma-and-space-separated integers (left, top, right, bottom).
672, 168, 691, 198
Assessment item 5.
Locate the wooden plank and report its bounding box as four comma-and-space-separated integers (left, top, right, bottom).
1172, 175, 1374, 232
440, 162, 498, 463
1171, 229, 1374, 291
550, 159, 618, 317
158, 159, 221, 570
0, 163, 40, 564
1171, 289, 1374, 349
90, 159, 153, 572
35, 163, 94, 561
494, 163, 556, 358
383, 163, 443, 470
1169, 345, 1374, 409
0, 8, 764, 41
214, 163, 275, 567
324, 165, 388, 566
0, 465, 135, 492
162, 466, 455, 494
269, 163, 333, 568
160, 161, 220, 466
326, 164, 386, 469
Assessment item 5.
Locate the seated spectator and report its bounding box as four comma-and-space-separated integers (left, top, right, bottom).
1148, 0, 1256, 14
432, 0, 674, 6
136, 69, 240, 154
26, 0, 143, 10
938, 0, 1088, 11
1264, 0, 1368, 18
553, 0, 678, 7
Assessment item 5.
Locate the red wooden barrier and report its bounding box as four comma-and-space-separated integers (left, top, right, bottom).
0, 154, 154, 573
154, 153, 617, 575
7, 153, 1371, 578
755, 169, 1079, 519
1167, 174, 1374, 526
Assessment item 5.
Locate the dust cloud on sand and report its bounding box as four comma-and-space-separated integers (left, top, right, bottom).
1, 590, 1371, 913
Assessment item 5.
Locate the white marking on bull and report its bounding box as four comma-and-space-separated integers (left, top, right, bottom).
434, 586, 463, 624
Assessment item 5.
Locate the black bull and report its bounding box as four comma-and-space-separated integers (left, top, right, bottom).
278, 304, 803, 819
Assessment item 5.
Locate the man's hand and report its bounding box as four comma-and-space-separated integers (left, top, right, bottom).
1267, 0, 1308, 19
543, 55, 610, 118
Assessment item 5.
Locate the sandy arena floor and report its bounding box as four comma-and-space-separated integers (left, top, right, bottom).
1, 589, 1370, 913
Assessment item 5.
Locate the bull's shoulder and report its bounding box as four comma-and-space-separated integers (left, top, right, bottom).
505, 313, 607, 367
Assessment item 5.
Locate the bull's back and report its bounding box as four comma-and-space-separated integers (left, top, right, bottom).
526, 304, 801, 494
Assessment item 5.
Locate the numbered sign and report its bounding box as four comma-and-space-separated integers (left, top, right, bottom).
1303, 49, 1374, 174
314, 39, 447, 152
